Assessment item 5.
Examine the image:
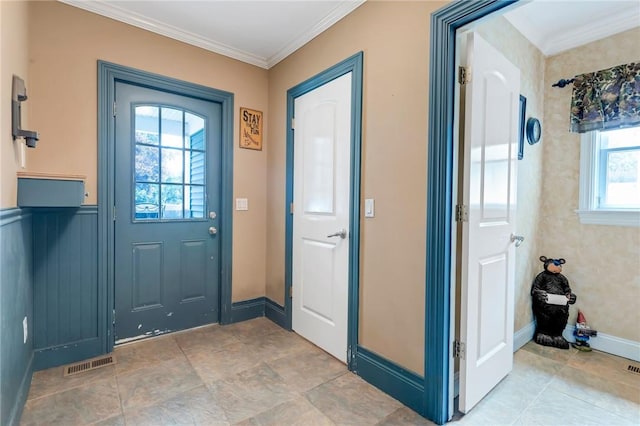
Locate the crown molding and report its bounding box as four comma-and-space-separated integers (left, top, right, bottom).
540, 9, 639, 56
59, 0, 270, 68
59, 0, 365, 69
266, 0, 366, 68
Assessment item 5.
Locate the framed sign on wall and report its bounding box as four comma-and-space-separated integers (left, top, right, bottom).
239, 107, 263, 150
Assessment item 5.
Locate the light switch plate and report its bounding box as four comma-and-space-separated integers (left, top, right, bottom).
364, 198, 375, 218
23, 316, 28, 344
236, 198, 249, 211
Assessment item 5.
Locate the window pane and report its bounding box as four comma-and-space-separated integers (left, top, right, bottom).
186, 185, 205, 218
135, 183, 159, 220
187, 151, 205, 185
135, 106, 159, 145
185, 112, 205, 150
161, 107, 184, 148
161, 185, 183, 219
161, 148, 183, 183
601, 127, 640, 149
131, 106, 207, 221
604, 150, 640, 207
135, 145, 159, 182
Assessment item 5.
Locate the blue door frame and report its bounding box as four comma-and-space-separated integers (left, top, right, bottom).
284, 52, 364, 371
98, 61, 235, 353
425, 1, 518, 423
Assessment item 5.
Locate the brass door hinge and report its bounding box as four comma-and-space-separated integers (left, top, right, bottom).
458, 66, 470, 85
453, 340, 465, 359
455, 204, 468, 222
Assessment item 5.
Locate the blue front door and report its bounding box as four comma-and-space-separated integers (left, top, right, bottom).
114, 82, 221, 341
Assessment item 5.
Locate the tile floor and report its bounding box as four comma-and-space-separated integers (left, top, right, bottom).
20, 318, 640, 425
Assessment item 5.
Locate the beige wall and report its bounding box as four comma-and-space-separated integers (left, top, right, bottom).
26, 1, 269, 302
267, 1, 447, 375
474, 16, 546, 332
1, 1, 29, 208
542, 28, 640, 342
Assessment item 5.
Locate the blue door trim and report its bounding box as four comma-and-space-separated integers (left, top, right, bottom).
284, 52, 363, 370
425, 1, 518, 423
98, 61, 234, 352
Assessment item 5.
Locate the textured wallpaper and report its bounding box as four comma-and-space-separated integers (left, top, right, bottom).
542, 28, 640, 342
474, 16, 546, 333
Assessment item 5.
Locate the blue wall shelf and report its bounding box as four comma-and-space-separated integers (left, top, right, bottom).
17, 172, 86, 207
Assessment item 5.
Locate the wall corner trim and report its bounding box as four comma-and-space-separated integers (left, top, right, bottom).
265, 298, 288, 329
356, 346, 425, 416
229, 297, 287, 329
229, 297, 267, 323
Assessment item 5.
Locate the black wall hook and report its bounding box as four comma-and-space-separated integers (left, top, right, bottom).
552, 78, 575, 89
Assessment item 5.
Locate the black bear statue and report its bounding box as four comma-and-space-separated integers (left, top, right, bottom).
531, 256, 577, 349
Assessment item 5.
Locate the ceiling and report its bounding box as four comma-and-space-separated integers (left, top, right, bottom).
504, 0, 640, 56
60, 0, 639, 69
59, 0, 366, 69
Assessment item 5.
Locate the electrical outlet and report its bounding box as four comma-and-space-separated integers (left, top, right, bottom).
236, 198, 249, 211
23, 316, 28, 344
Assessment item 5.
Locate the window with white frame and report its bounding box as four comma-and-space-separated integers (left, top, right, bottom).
578, 126, 640, 226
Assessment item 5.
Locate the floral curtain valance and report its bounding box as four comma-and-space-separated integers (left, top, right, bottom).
570, 62, 640, 133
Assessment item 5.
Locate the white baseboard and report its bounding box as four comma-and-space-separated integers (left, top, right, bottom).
453, 323, 639, 398
513, 322, 536, 352
563, 324, 640, 362
515, 321, 640, 362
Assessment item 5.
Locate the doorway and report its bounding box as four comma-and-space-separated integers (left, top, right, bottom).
453, 30, 521, 413
291, 71, 352, 362
284, 52, 363, 369
98, 61, 235, 352
425, 1, 520, 423
113, 82, 222, 341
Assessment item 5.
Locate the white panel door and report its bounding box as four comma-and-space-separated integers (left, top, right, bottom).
459, 32, 520, 413
292, 72, 352, 362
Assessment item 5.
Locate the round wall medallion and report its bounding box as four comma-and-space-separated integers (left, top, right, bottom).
526, 118, 541, 145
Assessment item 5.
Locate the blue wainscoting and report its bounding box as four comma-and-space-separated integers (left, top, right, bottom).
32, 206, 104, 370
0, 208, 34, 426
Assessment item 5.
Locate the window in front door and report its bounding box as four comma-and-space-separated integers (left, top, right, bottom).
133, 105, 206, 221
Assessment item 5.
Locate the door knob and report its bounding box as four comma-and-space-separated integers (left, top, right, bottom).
327, 229, 347, 239
510, 233, 524, 247
209, 226, 217, 235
